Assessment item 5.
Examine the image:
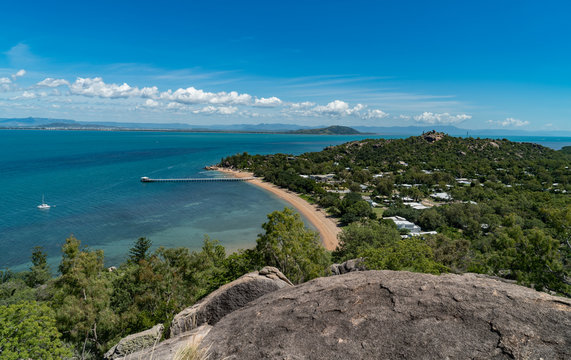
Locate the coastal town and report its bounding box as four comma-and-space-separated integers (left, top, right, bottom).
219, 132, 570, 297
220, 132, 569, 248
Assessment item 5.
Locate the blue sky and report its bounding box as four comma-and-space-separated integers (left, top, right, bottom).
1, 0, 570, 131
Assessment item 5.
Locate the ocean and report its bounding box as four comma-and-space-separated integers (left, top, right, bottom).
1, 130, 569, 272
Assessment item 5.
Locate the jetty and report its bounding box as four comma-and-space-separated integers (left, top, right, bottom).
140, 176, 254, 183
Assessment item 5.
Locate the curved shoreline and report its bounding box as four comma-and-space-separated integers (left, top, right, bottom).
210, 167, 340, 251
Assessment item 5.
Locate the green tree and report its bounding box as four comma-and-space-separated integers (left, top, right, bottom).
217, 249, 259, 284
418, 208, 446, 231
514, 228, 568, 294
255, 208, 330, 284
52, 235, 117, 358
26, 246, 51, 287
0, 301, 72, 359
333, 220, 400, 262
128, 237, 152, 264
111, 237, 234, 338
375, 178, 394, 196
541, 205, 570, 271
424, 234, 470, 272
0, 276, 36, 307
340, 200, 376, 224
362, 237, 448, 274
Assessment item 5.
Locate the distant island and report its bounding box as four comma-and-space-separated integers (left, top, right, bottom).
288, 125, 362, 135
2, 117, 570, 138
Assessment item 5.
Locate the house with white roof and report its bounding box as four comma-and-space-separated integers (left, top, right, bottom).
309, 174, 335, 183
431, 192, 452, 201
385, 216, 421, 233
404, 202, 430, 210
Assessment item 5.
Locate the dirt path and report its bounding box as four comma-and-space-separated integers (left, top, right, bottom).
211, 167, 340, 251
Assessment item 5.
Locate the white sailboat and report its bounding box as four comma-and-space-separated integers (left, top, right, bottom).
37, 195, 51, 210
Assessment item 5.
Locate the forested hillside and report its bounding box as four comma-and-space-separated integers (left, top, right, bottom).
221, 132, 570, 296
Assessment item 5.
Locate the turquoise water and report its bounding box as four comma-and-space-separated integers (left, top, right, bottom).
0, 130, 389, 271
1, 130, 569, 272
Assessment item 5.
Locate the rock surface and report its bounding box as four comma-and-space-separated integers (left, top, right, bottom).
330, 258, 366, 275
170, 266, 292, 337
104, 323, 163, 360
202, 270, 571, 360
114, 325, 212, 360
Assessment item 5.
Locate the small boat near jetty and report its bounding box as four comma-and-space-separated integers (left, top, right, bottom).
37, 195, 51, 210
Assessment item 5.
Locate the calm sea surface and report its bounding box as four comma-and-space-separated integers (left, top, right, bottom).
1, 130, 569, 271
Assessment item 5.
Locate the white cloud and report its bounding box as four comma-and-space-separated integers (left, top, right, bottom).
11, 91, 37, 99
312, 100, 364, 116
254, 96, 282, 107
414, 112, 471, 124
363, 109, 389, 119
486, 117, 529, 127
166, 102, 186, 110
286, 100, 380, 119
143, 99, 159, 107
287, 101, 315, 109
69, 77, 158, 99
11, 69, 26, 80
217, 106, 238, 115
192, 105, 238, 115
5, 72, 477, 126
0, 70, 27, 92
160, 87, 251, 105
37, 78, 70, 88
21, 91, 36, 99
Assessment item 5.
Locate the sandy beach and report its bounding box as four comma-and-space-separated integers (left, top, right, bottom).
210, 167, 341, 251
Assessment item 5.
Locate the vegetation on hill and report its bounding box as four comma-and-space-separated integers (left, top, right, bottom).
0, 209, 327, 358
0, 301, 72, 360
288, 125, 361, 135
220, 132, 570, 295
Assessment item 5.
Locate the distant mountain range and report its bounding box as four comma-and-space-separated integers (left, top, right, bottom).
0, 117, 569, 137
0, 117, 311, 132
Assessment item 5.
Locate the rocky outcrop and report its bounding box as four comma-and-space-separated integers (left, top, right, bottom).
203, 270, 571, 359
330, 258, 366, 275
114, 325, 212, 360
422, 130, 445, 143
103, 324, 163, 360
170, 266, 292, 337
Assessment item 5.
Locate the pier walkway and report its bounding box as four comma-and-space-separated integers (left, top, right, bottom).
140, 176, 254, 183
